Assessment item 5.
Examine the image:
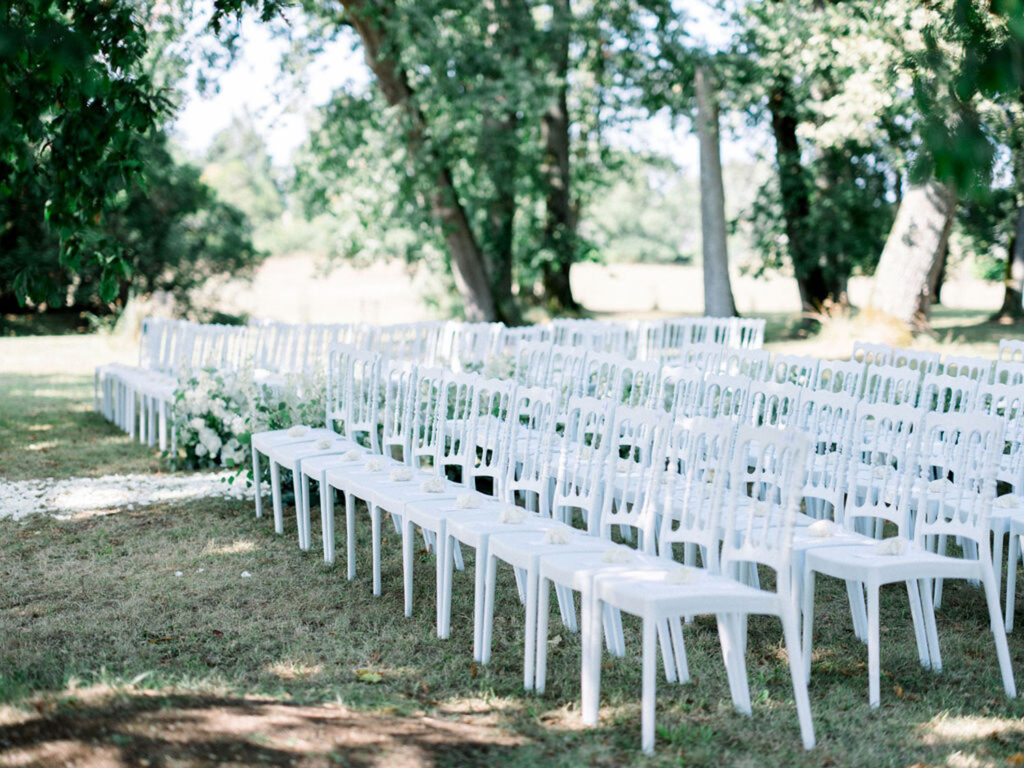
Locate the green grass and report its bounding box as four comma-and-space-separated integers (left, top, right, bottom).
1, 328, 1024, 767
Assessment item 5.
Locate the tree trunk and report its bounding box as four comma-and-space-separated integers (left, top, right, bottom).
870, 180, 956, 326
768, 79, 844, 311
994, 205, 1024, 321
481, 112, 520, 325
929, 240, 948, 305
539, 0, 580, 313
695, 66, 737, 318
342, 0, 497, 321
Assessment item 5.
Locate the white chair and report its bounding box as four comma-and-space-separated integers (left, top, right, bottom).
812, 358, 864, 398
588, 425, 815, 753
852, 341, 894, 367
862, 364, 921, 407
941, 354, 993, 384
919, 372, 977, 414
745, 381, 802, 429
803, 411, 1016, 707
481, 396, 615, 689
998, 338, 1024, 364
656, 366, 704, 421
720, 348, 772, 381
769, 354, 819, 388
892, 347, 941, 376
993, 360, 1024, 386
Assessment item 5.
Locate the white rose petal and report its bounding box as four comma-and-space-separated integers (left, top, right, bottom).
241, 570, 253, 579
341, 449, 362, 462
875, 538, 907, 556
500, 505, 527, 524
751, 501, 771, 517
665, 566, 700, 585
287, 425, 307, 438
873, 465, 894, 479
928, 478, 954, 493
602, 547, 634, 564
196, 568, 205, 573
995, 494, 1021, 509
455, 493, 480, 509
367, 458, 384, 472
807, 520, 836, 538
390, 467, 413, 482
174, 571, 183, 577
315, 438, 333, 450
542, 527, 570, 544
421, 477, 446, 493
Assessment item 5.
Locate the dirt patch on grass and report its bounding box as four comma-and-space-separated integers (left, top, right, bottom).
0, 690, 525, 767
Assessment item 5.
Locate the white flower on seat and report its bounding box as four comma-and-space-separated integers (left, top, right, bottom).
995, 494, 1021, 509
366, 458, 384, 472
455, 494, 480, 509
807, 520, 836, 538
875, 537, 907, 556
315, 437, 333, 450
542, 527, 570, 544
602, 547, 633, 564
287, 425, 307, 438
500, 505, 527, 524
341, 449, 362, 461
927, 478, 954, 493
390, 467, 413, 482
421, 476, 446, 493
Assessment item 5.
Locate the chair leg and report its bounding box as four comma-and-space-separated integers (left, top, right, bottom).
270, 461, 284, 535
320, 481, 334, 565
481, 553, 499, 666
640, 616, 658, 755
581, 592, 603, 727
934, 534, 947, 609
668, 616, 689, 683
253, 444, 263, 519
801, 569, 816, 680
867, 584, 881, 708
906, 579, 931, 669
1006, 533, 1021, 633
781, 604, 816, 750
656, 618, 676, 683
401, 517, 414, 618
371, 504, 382, 597
345, 493, 356, 581
470, 538, 487, 660
919, 577, 942, 672
524, 566, 540, 692
435, 523, 448, 638
846, 580, 868, 642
298, 471, 311, 551
981, 570, 1018, 698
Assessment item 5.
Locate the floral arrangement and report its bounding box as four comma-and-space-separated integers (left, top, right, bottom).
170, 364, 327, 485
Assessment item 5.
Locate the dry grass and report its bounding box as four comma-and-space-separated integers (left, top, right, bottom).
2, 322, 1024, 767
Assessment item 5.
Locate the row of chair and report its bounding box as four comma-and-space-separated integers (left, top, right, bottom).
250, 348, 1021, 753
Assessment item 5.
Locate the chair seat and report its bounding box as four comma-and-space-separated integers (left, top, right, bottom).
595, 565, 779, 617
806, 542, 982, 584
252, 427, 336, 453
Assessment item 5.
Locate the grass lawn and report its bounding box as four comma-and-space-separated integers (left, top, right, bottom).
1, 317, 1024, 767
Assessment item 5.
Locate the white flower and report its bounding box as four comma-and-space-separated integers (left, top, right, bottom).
751, 501, 771, 517
927, 478, 954, 493
189, 417, 205, 431
287, 425, 307, 438
602, 547, 633, 564
315, 438, 333, 450
617, 459, 636, 474
199, 428, 222, 456
196, 568, 205, 573
421, 476, 446, 493
231, 415, 248, 435
390, 467, 413, 482
241, 570, 253, 578
542, 527, 570, 544
174, 571, 183, 577
872, 465, 894, 479
341, 449, 362, 461
455, 494, 480, 509
807, 520, 836, 538
665, 566, 700, 585
195, 443, 208, 457
875, 538, 907, 556
367, 458, 384, 472
995, 494, 1021, 509
500, 505, 527, 524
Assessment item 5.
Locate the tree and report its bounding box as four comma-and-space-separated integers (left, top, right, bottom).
0, 0, 164, 307
212, 0, 681, 322
695, 65, 736, 318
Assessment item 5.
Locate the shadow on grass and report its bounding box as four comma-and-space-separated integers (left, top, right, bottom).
0, 691, 526, 767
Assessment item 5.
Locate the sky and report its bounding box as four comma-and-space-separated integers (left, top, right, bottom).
169, 5, 759, 173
